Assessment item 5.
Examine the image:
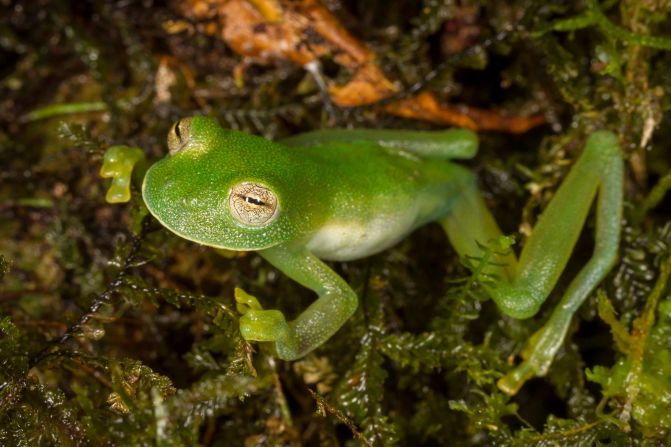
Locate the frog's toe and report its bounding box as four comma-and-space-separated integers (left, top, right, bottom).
239, 309, 289, 342
100, 145, 145, 203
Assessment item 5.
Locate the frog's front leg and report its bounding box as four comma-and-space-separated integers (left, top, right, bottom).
443, 131, 624, 395
239, 245, 358, 360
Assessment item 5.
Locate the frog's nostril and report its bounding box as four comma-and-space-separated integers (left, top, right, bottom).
181, 196, 201, 209
158, 179, 175, 191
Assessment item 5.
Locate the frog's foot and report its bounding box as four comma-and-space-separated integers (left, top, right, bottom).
234, 288, 291, 358
235, 287, 288, 342
100, 145, 145, 203
497, 327, 558, 395
235, 288, 300, 359
239, 309, 290, 343
498, 362, 538, 396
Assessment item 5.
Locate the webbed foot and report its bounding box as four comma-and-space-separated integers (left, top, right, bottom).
100, 145, 145, 203
497, 326, 560, 395
235, 288, 299, 359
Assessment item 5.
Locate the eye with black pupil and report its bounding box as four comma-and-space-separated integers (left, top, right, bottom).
174, 121, 182, 141
229, 182, 278, 226
243, 195, 264, 206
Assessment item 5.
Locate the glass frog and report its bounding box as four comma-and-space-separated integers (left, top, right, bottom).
101, 116, 623, 395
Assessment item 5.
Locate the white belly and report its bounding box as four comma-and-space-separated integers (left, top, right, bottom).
306, 210, 418, 261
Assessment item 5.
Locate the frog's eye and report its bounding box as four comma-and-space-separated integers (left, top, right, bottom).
167, 117, 193, 154
228, 182, 279, 226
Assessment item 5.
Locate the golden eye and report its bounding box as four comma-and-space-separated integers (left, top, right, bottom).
228, 182, 279, 226
167, 117, 193, 154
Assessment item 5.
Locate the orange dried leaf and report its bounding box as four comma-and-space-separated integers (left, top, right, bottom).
386, 92, 478, 129
329, 64, 397, 107
181, 0, 546, 133
386, 91, 545, 133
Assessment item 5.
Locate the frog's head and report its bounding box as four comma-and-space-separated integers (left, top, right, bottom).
142, 116, 299, 251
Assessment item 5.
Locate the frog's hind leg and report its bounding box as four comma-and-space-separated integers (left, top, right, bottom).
441, 131, 624, 395
280, 128, 479, 160
440, 182, 518, 281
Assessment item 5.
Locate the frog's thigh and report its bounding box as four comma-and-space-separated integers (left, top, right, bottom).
441, 183, 518, 281
257, 246, 358, 360
280, 128, 478, 160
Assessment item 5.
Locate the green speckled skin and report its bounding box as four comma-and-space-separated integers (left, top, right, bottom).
122, 116, 624, 395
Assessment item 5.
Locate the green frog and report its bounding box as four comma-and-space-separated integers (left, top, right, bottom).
101, 116, 623, 394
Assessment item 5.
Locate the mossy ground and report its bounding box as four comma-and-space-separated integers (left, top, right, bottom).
2, 1, 671, 445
